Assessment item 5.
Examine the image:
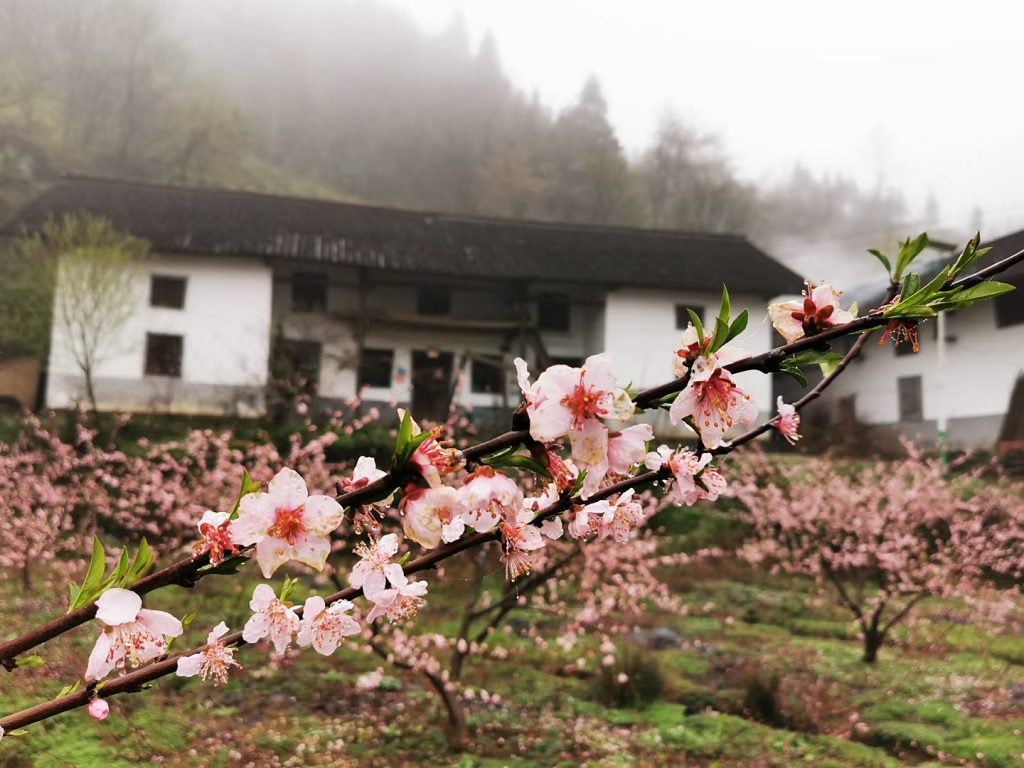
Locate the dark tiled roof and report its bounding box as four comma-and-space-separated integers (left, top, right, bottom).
3, 176, 801, 296
978, 228, 1024, 285
847, 230, 1024, 310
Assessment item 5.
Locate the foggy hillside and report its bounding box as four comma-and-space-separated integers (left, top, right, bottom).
0, 0, 906, 246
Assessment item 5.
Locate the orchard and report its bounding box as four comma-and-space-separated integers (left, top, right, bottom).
2, 235, 1024, 766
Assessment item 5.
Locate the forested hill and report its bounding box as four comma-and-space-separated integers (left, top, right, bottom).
0, 0, 905, 241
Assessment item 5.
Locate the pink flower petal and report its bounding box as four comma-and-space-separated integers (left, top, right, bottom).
267, 468, 309, 510
95, 588, 142, 626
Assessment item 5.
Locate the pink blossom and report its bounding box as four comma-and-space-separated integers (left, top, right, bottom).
669, 355, 757, 449
774, 397, 801, 445
514, 355, 634, 467
242, 584, 299, 654
458, 467, 524, 533
365, 566, 429, 623
191, 510, 240, 566
546, 450, 580, 494
349, 533, 400, 596
176, 622, 241, 685
768, 281, 855, 344
86, 588, 184, 681
595, 489, 646, 543
666, 450, 716, 506
400, 485, 467, 548
500, 508, 546, 581
341, 456, 391, 498
87, 698, 109, 721
297, 596, 360, 655
673, 323, 712, 378
644, 444, 674, 471
232, 468, 344, 578
399, 410, 464, 487
579, 423, 654, 498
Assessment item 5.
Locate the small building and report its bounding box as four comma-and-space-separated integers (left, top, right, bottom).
3, 176, 801, 430
821, 230, 1024, 450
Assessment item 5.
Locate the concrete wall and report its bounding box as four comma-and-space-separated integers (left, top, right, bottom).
47, 254, 273, 414
822, 300, 1024, 448
603, 288, 777, 437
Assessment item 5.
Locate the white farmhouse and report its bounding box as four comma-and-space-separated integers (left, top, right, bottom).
4, 176, 802, 432
821, 230, 1024, 449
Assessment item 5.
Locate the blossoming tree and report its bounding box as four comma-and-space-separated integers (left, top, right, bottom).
732, 444, 1024, 662
0, 232, 1021, 744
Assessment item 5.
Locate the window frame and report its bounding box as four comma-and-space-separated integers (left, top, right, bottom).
149, 275, 187, 310
537, 293, 571, 332
675, 304, 704, 331
358, 348, 395, 390
291, 272, 328, 313
897, 375, 923, 422
469, 357, 504, 394
144, 333, 184, 378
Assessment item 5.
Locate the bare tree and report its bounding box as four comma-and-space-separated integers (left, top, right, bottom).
32, 214, 149, 411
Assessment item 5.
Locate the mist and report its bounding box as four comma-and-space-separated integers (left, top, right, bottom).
1, 0, 914, 254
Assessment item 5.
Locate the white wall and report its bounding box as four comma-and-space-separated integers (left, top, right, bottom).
603, 288, 776, 438
48, 254, 273, 413
824, 302, 1024, 431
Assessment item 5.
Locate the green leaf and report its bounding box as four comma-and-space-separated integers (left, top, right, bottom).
708, 285, 731, 353
100, 547, 129, 591
398, 551, 411, 567
777, 358, 807, 388
893, 233, 929, 281
56, 679, 82, 698
124, 538, 154, 586
949, 232, 987, 277
483, 452, 553, 479
18, 655, 45, 668
229, 469, 262, 520
68, 537, 107, 612
724, 310, 749, 345
787, 350, 844, 368
393, 408, 415, 469
868, 248, 891, 276
686, 309, 706, 352
569, 469, 587, 497
901, 272, 921, 299
279, 576, 299, 604
195, 553, 248, 577
929, 281, 1014, 311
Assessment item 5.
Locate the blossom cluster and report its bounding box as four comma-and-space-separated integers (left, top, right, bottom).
17, 274, 873, 732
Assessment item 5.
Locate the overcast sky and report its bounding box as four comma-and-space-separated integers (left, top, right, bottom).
396, 0, 1023, 238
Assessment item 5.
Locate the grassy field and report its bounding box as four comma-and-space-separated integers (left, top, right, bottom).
3, 518, 1023, 768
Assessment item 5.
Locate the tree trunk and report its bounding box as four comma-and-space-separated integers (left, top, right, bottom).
424, 672, 469, 750
862, 629, 882, 663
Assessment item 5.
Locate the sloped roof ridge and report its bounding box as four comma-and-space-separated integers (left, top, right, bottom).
54, 173, 752, 244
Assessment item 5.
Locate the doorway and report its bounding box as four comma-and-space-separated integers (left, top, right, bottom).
412, 350, 454, 423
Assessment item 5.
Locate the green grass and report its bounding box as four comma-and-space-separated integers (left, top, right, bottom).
3, 551, 1024, 767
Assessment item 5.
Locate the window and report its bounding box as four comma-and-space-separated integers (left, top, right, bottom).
358, 348, 394, 389
144, 333, 183, 377
418, 286, 451, 315
538, 293, 570, 332
470, 357, 504, 394
150, 275, 187, 309
897, 375, 923, 422
995, 291, 1024, 328
292, 272, 327, 313
273, 339, 322, 395
676, 305, 704, 331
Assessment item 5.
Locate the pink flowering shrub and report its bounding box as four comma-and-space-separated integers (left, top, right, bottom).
731, 444, 1024, 662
